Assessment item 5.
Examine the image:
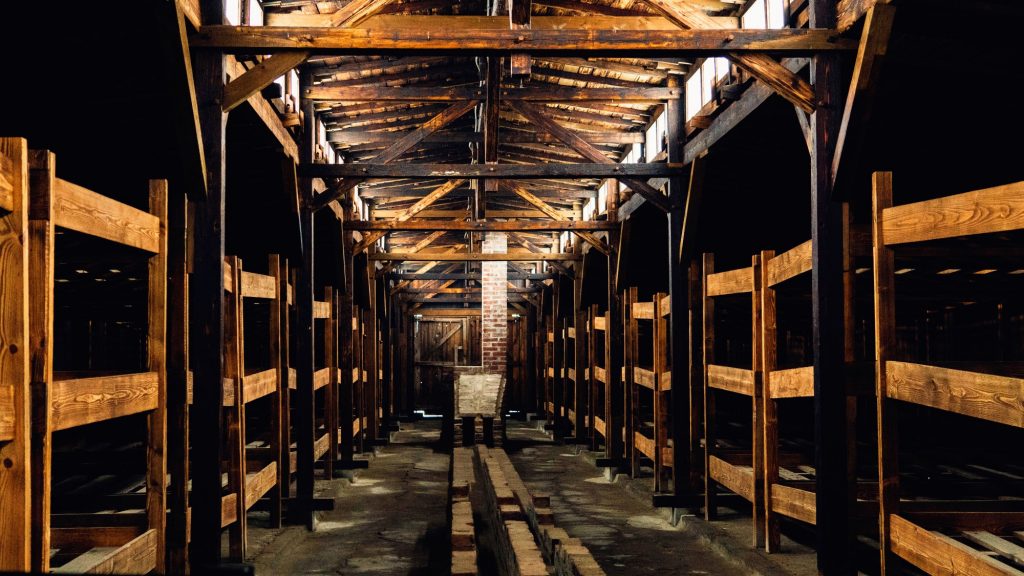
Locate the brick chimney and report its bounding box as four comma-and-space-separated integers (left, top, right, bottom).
481, 232, 507, 374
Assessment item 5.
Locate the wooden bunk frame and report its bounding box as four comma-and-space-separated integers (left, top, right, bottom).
702, 253, 764, 547
542, 318, 555, 426
588, 304, 610, 453
0, 137, 30, 573
566, 312, 588, 441
624, 289, 674, 492
27, 148, 167, 574
313, 287, 339, 477
351, 307, 366, 453
873, 171, 1024, 576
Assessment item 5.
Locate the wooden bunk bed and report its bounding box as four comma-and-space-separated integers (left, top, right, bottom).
588, 304, 610, 453
703, 253, 764, 547
624, 289, 674, 493
567, 311, 588, 441
543, 318, 555, 427
873, 171, 1024, 576
351, 307, 366, 454
28, 148, 167, 574
313, 287, 339, 478
0, 137, 30, 573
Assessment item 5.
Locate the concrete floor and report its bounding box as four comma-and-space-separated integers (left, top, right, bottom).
245, 419, 818, 575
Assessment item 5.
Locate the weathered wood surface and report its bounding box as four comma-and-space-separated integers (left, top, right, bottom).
882, 180, 1024, 245
885, 361, 1024, 428
768, 366, 815, 399
239, 270, 277, 299
771, 484, 816, 525
51, 373, 160, 431
709, 455, 755, 502
706, 365, 755, 396
51, 529, 158, 575
307, 85, 677, 103
765, 240, 812, 287
705, 266, 754, 296
889, 515, 1024, 576
193, 25, 854, 56
267, 13, 738, 29
302, 162, 679, 179
53, 179, 161, 253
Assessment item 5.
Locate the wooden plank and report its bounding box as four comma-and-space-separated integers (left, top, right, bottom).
882, 181, 1024, 245
145, 179, 168, 573
354, 179, 466, 253
225, 56, 300, 162
222, 52, 309, 113
706, 365, 754, 396
0, 137, 29, 572
889, 515, 1024, 576
53, 529, 158, 575
708, 455, 754, 502
768, 366, 815, 399
313, 367, 332, 391
592, 316, 606, 331
242, 369, 278, 404
632, 301, 654, 320
705, 266, 754, 296
270, 13, 737, 29
371, 252, 580, 262
963, 531, 1024, 567
239, 270, 277, 299
659, 294, 671, 317
346, 220, 616, 232
192, 25, 853, 55
593, 366, 607, 384
634, 431, 655, 460
245, 462, 278, 510
308, 85, 676, 103
886, 361, 1024, 428
634, 367, 655, 390
313, 301, 331, 319
314, 433, 330, 460
50, 527, 146, 549
771, 484, 816, 525
52, 179, 160, 253
303, 162, 679, 180
51, 373, 160, 431
765, 240, 812, 287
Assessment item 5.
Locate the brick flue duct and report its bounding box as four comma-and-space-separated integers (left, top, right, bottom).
481, 232, 508, 374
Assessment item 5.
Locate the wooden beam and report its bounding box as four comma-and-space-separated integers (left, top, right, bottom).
159, 0, 207, 199
504, 181, 612, 255
267, 13, 738, 29
372, 252, 581, 261
303, 162, 679, 179
348, 220, 616, 231
223, 53, 309, 113
640, 0, 817, 112
312, 100, 479, 211
509, 0, 533, 76
307, 85, 678, 102
227, 56, 300, 161
508, 100, 671, 212
395, 272, 555, 280
353, 179, 465, 252
192, 26, 855, 56
329, 129, 645, 145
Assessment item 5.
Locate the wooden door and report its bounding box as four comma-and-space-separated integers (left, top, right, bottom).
414, 318, 466, 414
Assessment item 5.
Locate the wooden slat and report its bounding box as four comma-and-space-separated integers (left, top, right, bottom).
594, 366, 607, 384
963, 531, 1024, 567
221, 493, 238, 528
313, 301, 331, 319
886, 361, 1024, 428
882, 181, 1024, 246
244, 462, 278, 510
52, 179, 160, 253
889, 514, 1024, 576
314, 433, 330, 460
658, 294, 670, 317
771, 484, 816, 525
50, 527, 145, 549
567, 327, 575, 338
353, 418, 362, 436
766, 240, 812, 287
0, 385, 12, 441
592, 415, 606, 436
705, 266, 754, 296
223, 261, 234, 293
768, 366, 815, 399
242, 369, 278, 404
239, 271, 277, 299
634, 431, 654, 460
0, 153, 13, 211
51, 373, 159, 431
706, 365, 755, 396
568, 368, 576, 382
632, 302, 654, 320
52, 529, 157, 575
288, 368, 297, 390
660, 371, 671, 390
180, 0, 201, 29
634, 367, 655, 390
592, 316, 607, 331
313, 367, 331, 391
708, 455, 754, 502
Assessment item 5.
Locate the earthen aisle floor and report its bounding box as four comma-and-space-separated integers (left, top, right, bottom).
248, 422, 451, 575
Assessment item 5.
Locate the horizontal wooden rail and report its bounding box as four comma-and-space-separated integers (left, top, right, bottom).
593, 366, 607, 384
768, 366, 815, 399
634, 431, 655, 460
592, 316, 607, 331
634, 367, 655, 390
708, 455, 755, 502
51, 529, 158, 575
771, 484, 816, 525
592, 415, 606, 437
313, 367, 332, 391
885, 361, 1024, 428
244, 462, 278, 510
632, 301, 654, 320
313, 301, 331, 319
242, 369, 278, 404
706, 365, 755, 396
314, 433, 330, 460
706, 266, 754, 296
882, 180, 1024, 245
766, 240, 812, 287
53, 179, 160, 253
51, 372, 159, 431
239, 270, 277, 299
888, 514, 1024, 576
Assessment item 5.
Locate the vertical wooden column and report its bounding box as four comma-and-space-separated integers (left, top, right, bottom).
225, 258, 247, 561
750, 255, 765, 549
665, 75, 691, 500
362, 307, 376, 446
587, 304, 599, 452
653, 291, 669, 493
687, 261, 703, 494
809, 0, 850, 570
368, 277, 380, 442
624, 287, 639, 477
146, 180, 169, 574
325, 287, 338, 478
268, 254, 285, 527
191, 0, 228, 562
701, 254, 716, 520
0, 138, 29, 573
760, 250, 780, 552
338, 224, 355, 464
552, 286, 565, 438
573, 308, 587, 440
605, 193, 623, 465
293, 69, 317, 528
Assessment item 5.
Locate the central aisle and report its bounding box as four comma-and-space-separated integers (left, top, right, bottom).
249, 421, 450, 575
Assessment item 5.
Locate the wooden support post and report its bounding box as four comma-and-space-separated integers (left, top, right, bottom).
665, 74, 691, 501
552, 288, 565, 438
293, 70, 317, 528
625, 287, 639, 477
225, 258, 247, 561
810, 0, 851, 570
190, 3, 228, 562
751, 255, 765, 549
526, 304, 538, 416
268, 255, 285, 527
687, 261, 702, 494
483, 56, 500, 196
339, 230, 356, 464
325, 287, 339, 478
760, 250, 780, 553
588, 304, 599, 453
146, 180, 169, 575
701, 254, 716, 521
363, 306, 378, 444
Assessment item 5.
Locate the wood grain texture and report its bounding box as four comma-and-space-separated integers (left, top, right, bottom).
313, 301, 331, 319
882, 180, 1024, 245
145, 179, 168, 574
53, 179, 160, 253
706, 364, 755, 396
51, 373, 160, 431
313, 367, 332, 391
771, 484, 816, 525
889, 515, 1023, 576
0, 137, 30, 572
765, 240, 812, 287
243, 369, 279, 404
886, 361, 1024, 428
768, 366, 815, 399
709, 455, 755, 502
705, 266, 754, 296
240, 270, 277, 299
52, 529, 158, 575
268, 13, 737, 29
244, 462, 278, 510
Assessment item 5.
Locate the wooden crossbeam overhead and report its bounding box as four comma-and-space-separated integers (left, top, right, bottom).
641, 0, 818, 112
508, 100, 671, 212
221, 0, 396, 112
371, 252, 581, 261
352, 179, 465, 253
192, 26, 854, 56
394, 272, 556, 280
266, 13, 741, 29
372, 209, 576, 218
503, 182, 612, 255
311, 99, 479, 211
301, 163, 679, 179
329, 130, 645, 145
346, 220, 616, 231
307, 86, 678, 103
397, 286, 542, 293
